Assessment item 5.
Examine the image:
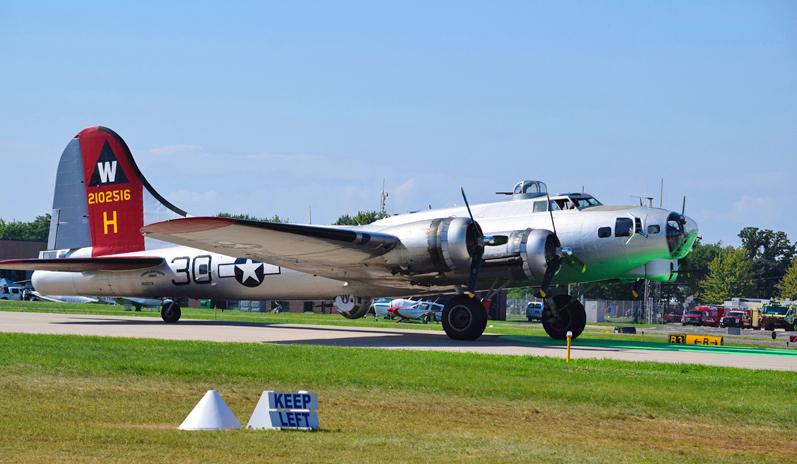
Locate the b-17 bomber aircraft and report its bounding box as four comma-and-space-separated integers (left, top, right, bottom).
0, 127, 699, 341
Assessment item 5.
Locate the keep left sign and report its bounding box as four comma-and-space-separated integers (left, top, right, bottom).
247, 391, 319, 430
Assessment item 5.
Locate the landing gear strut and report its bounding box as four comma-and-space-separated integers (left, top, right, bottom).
442, 295, 487, 341
541, 294, 586, 340
161, 299, 181, 323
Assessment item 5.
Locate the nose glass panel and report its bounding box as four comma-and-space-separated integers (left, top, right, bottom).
666, 212, 698, 259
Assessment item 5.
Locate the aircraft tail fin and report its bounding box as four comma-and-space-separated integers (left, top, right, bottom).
48, 126, 186, 256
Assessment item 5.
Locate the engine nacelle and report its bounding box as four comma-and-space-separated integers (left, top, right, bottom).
381, 217, 482, 276
482, 228, 558, 283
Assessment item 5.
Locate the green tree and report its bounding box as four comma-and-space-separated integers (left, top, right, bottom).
738, 227, 796, 298
700, 246, 755, 304
577, 280, 635, 300
217, 213, 286, 223
677, 239, 722, 299
0, 214, 51, 241
334, 210, 387, 226
777, 259, 797, 300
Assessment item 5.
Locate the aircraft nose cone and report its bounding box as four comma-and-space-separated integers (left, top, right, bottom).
667, 212, 699, 260
684, 215, 698, 237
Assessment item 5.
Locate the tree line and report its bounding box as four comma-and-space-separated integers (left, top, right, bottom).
696, 227, 796, 303
0, 214, 50, 242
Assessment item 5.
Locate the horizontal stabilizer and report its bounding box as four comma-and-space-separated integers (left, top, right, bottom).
0, 256, 165, 272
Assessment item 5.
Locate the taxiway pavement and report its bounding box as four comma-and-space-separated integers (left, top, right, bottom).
2, 311, 796, 371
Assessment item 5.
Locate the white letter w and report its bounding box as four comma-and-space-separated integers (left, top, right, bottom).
97, 161, 117, 183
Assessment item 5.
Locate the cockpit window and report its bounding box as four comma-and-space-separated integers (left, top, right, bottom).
576, 198, 602, 209
551, 196, 602, 211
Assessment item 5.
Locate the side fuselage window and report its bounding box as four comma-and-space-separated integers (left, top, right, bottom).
533, 201, 547, 213
647, 224, 661, 235
598, 227, 611, 238
615, 218, 633, 237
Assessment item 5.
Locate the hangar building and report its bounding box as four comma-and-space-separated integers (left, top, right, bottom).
0, 239, 47, 283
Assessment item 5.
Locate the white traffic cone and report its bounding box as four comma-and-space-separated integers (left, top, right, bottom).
178, 390, 241, 430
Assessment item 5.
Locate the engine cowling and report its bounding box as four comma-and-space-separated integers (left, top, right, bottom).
381, 217, 483, 276
482, 228, 559, 283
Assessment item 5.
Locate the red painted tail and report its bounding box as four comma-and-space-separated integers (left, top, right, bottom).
49, 127, 186, 256
79, 127, 146, 256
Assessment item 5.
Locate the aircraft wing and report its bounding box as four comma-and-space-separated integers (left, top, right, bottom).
142, 217, 399, 279
0, 257, 165, 272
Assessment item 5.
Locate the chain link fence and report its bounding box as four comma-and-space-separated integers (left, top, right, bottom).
508, 296, 686, 324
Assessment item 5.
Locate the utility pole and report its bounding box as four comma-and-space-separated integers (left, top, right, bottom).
379, 179, 389, 216
659, 178, 664, 208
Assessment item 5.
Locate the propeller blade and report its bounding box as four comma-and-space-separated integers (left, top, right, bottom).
467, 247, 485, 294
545, 192, 558, 236
461, 187, 485, 297
460, 187, 475, 221
537, 255, 562, 298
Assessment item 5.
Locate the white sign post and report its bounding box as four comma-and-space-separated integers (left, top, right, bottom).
247, 391, 319, 430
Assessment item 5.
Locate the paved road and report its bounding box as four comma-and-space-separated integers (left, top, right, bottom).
2, 311, 796, 371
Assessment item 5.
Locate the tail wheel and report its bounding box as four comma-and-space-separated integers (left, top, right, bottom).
542, 294, 586, 340
442, 295, 487, 341
161, 300, 181, 323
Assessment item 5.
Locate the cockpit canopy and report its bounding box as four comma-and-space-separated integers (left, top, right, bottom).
501, 180, 548, 200
498, 180, 602, 211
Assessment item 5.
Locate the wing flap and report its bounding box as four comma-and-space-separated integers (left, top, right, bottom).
0, 257, 165, 272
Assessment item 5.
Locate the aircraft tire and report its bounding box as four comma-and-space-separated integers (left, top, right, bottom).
161, 300, 181, 323
542, 294, 586, 340
442, 295, 487, 341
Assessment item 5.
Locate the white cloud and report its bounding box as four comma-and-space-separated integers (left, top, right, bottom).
165, 189, 220, 205
148, 144, 203, 155
731, 196, 780, 220
394, 177, 417, 197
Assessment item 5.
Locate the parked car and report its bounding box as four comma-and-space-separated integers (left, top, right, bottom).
720, 310, 752, 328
682, 309, 705, 326
0, 285, 23, 301
663, 311, 683, 323
526, 302, 544, 322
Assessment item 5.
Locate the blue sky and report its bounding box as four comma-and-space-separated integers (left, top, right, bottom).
1, 1, 795, 245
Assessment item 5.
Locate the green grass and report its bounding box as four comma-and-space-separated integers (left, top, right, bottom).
2, 299, 793, 350
0, 332, 795, 463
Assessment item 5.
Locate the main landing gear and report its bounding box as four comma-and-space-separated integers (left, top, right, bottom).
441, 295, 488, 341
541, 294, 586, 340
161, 299, 181, 323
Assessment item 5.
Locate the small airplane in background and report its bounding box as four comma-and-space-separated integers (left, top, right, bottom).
28, 291, 102, 305
28, 291, 161, 311
371, 298, 444, 323
0, 127, 698, 341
